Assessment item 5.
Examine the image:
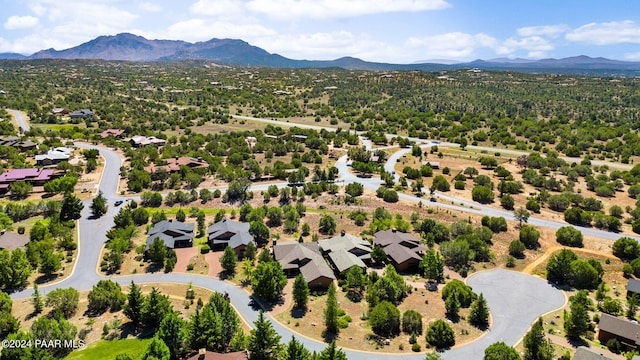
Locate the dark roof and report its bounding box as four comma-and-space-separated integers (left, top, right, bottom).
0, 232, 29, 250
318, 232, 372, 258
628, 279, 640, 294
384, 243, 422, 265
69, 109, 94, 118
574, 346, 616, 360
373, 229, 425, 266
146, 220, 194, 249
207, 219, 254, 249
327, 249, 366, 273
598, 313, 640, 345
273, 242, 335, 284
186, 350, 248, 360
373, 229, 422, 247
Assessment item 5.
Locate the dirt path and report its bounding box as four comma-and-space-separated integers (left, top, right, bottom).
522, 245, 619, 275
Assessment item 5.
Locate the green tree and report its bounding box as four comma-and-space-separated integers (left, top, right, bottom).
472, 185, 494, 203
344, 266, 367, 301
402, 309, 423, 335
523, 318, 554, 360
248, 310, 282, 360
444, 290, 461, 319
484, 341, 521, 360
39, 249, 62, 275
431, 175, 450, 192
60, 192, 84, 221
546, 249, 578, 285
369, 300, 401, 337
141, 287, 173, 329
514, 208, 530, 227
564, 301, 591, 340
147, 237, 168, 265
612, 237, 640, 260
284, 336, 311, 360
87, 279, 126, 314
500, 194, 515, 210
158, 311, 187, 360
324, 283, 340, 334
90, 191, 108, 217
556, 226, 583, 247
30, 316, 77, 357
252, 260, 287, 301
220, 246, 238, 275
469, 293, 490, 328
570, 259, 600, 289
319, 214, 337, 235
371, 245, 387, 264
31, 284, 43, 314
441, 280, 477, 307
317, 340, 347, 360
125, 281, 144, 326
292, 274, 309, 309
420, 249, 445, 283
140, 337, 170, 360
249, 221, 270, 246
519, 225, 540, 249
45, 287, 79, 318
425, 319, 455, 348
9, 181, 32, 199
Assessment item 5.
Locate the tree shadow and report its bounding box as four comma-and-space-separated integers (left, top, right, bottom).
248, 295, 279, 312
291, 307, 307, 319
322, 330, 338, 343
564, 336, 588, 348
35, 273, 60, 285
445, 314, 460, 323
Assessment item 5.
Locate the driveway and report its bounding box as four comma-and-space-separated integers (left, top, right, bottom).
204, 251, 223, 277
173, 247, 198, 273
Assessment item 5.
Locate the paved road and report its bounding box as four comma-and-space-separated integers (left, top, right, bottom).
7, 109, 30, 133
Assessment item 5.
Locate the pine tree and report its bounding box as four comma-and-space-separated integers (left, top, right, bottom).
221, 246, 238, 275
469, 293, 490, 328
284, 336, 311, 360
444, 291, 460, 319
31, 284, 43, 314
523, 318, 553, 360
292, 274, 309, 309
317, 341, 347, 360
141, 287, 172, 329
324, 283, 339, 334
158, 311, 187, 360
564, 301, 591, 340
90, 191, 108, 217
140, 337, 170, 360
124, 281, 144, 326
248, 310, 282, 360
420, 249, 445, 283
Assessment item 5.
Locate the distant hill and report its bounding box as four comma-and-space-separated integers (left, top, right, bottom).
0, 52, 28, 60
4, 33, 640, 76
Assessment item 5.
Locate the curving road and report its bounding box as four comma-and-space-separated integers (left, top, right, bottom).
7, 109, 30, 133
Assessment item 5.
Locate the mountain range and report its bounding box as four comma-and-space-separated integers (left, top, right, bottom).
2, 33, 640, 76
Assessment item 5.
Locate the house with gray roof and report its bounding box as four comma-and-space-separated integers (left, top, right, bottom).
319, 231, 371, 275
273, 242, 335, 289
69, 109, 94, 118
373, 229, 427, 271
627, 278, 640, 298
207, 219, 254, 257
146, 220, 194, 249
35, 147, 74, 166
574, 346, 616, 360
597, 313, 640, 350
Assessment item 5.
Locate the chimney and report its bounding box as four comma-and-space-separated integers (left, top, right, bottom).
391, 228, 397, 233
340, 230, 345, 236
198, 348, 206, 360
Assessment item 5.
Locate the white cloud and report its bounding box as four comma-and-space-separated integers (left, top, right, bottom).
406, 32, 498, 59
189, 0, 246, 17
566, 20, 640, 45
138, 2, 162, 12
4, 16, 40, 30
163, 19, 277, 42
246, 0, 450, 20
497, 36, 554, 57
625, 52, 640, 61
517, 24, 569, 38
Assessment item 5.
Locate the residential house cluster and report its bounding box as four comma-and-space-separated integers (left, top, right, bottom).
0, 136, 37, 151
373, 229, 426, 271
593, 278, 640, 352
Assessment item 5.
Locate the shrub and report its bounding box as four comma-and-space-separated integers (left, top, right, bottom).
556, 226, 583, 247
411, 343, 421, 352
426, 319, 455, 348
200, 244, 211, 254
509, 240, 526, 258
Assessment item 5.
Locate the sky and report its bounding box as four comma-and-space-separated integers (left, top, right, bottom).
1, 0, 640, 63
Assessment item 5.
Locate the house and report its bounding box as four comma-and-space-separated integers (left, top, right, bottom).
373, 229, 427, 271
123, 135, 166, 147
627, 279, 640, 298
597, 313, 640, 350
574, 346, 616, 360
0, 168, 57, 193
146, 220, 194, 249
50, 108, 68, 116
0, 231, 29, 251
100, 129, 125, 139
318, 231, 371, 275
69, 109, 94, 118
187, 350, 248, 360
273, 242, 335, 289
207, 219, 254, 257
0, 136, 37, 151
144, 157, 209, 174
35, 147, 73, 166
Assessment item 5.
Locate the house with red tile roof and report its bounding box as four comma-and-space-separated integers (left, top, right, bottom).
144, 157, 209, 174
100, 129, 125, 138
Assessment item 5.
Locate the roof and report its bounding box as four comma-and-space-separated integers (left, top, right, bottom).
574, 346, 616, 360
373, 229, 425, 267
0, 232, 29, 250
146, 220, 194, 249
124, 135, 166, 146
100, 129, 125, 138
145, 156, 209, 173
208, 219, 254, 249
384, 243, 423, 265
327, 248, 366, 273
0, 168, 55, 183
627, 279, 640, 294
318, 232, 372, 257
273, 242, 335, 283
373, 229, 422, 247
35, 147, 73, 162
69, 109, 94, 118
186, 351, 248, 360
598, 313, 640, 345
